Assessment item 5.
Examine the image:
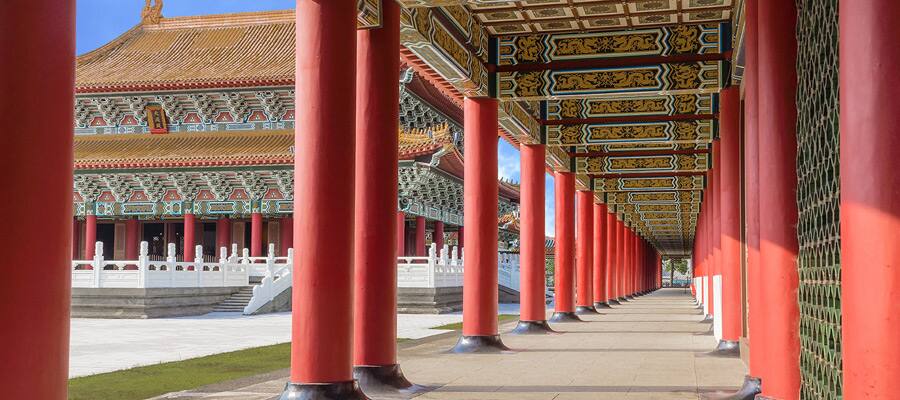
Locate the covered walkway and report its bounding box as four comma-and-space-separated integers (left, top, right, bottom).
156, 289, 746, 400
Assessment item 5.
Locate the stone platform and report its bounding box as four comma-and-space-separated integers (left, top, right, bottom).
71, 287, 246, 318
152, 288, 746, 399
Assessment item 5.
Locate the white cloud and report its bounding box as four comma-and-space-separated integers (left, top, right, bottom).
497, 140, 521, 181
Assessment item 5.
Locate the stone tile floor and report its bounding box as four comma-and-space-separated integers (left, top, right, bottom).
152, 288, 746, 399
70, 304, 525, 378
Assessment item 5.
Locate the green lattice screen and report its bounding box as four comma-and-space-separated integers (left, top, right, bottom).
795, 1, 841, 399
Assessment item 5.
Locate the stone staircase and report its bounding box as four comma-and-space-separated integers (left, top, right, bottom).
211, 286, 255, 313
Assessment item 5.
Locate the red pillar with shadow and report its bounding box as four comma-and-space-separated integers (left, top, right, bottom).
0, 1, 75, 397
250, 211, 263, 257
716, 86, 743, 356
184, 212, 196, 261
352, 1, 421, 391
216, 217, 231, 258
396, 212, 406, 257
452, 97, 507, 352
433, 221, 444, 250
549, 172, 581, 322
284, 0, 366, 397
575, 190, 595, 314
840, 1, 900, 398
414, 216, 426, 256
279, 217, 292, 257
757, 0, 801, 397
593, 203, 610, 308
511, 144, 553, 334
606, 211, 620, 304
85, 214, 97, 259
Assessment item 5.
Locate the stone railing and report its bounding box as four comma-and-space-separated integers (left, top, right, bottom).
243, 248, 294, 315
396, 243, 520, 290
71, 241, 290, 289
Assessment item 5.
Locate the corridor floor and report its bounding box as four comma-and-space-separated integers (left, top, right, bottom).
154, 288, 746, 399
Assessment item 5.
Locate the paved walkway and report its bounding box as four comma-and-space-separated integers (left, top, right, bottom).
154, 289, 746, 399
70, 304, 525, 378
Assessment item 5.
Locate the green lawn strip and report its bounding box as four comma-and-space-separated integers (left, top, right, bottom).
430, 314, 519, 331
69, 338, 412, 400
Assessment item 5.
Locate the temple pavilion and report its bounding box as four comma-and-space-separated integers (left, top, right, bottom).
70, 8, 521, 262
4, 1, 899, 400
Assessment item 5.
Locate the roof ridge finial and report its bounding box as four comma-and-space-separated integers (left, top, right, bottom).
141, 0, 163, 25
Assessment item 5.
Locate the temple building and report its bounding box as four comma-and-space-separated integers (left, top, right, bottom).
71, 9, 520, 263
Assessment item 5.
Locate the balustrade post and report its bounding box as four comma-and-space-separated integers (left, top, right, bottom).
195, 245, 204, 287
167, 243, 176, 286
138, 241, 149, 288
93, 242, 104, 288
427, 243, 437, 287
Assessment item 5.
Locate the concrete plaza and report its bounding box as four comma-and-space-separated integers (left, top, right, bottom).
151, 289, 746, 399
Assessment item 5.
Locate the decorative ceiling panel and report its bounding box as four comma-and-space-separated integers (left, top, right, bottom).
396, 1, 733, 35
498, 24, 721, 65
498, 61, 722, 100
358, 0, 382, 28
575, 152, 709, 173
546, 120, 714, 146
571, 142, 710, 153
546, 94, 714, 119
594, 175, 705, 192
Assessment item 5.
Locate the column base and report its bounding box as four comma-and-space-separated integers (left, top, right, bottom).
509, 320, 558, 335
279, 381, 369, 400
353, 364, 431, 396
617, 297, 630, 302
575, 305, 599, 315
449, 335, 511, 354
709, 340, 740, 357
700, 315, 714, 323
625, 295, 636, 300
607, 299, 622, 305
700, 375, 761, 400
549, 311, 583, 323
593, 302, 612, 309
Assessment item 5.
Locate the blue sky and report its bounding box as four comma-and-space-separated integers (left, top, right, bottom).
77, 0, 555, 236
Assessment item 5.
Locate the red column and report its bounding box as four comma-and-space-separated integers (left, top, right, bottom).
85, 214, 97, 259
575, 190, 594, 313
125, 219, 140, 260
353, 0, 412, 387
279, 217, 293, 257
287, 0, 359, 393
712, 138, 722, 315
606, 211, 618, 303
719, 86, 742, 348
616, 218, 625, 300
396, 212, 406, 257
840, 2, 900, 398
457, 227, 464, 250
250, 212, 263, 257
743, 0, 765, 382
434, 221, 444, 250
623, 227, 632, 298
758, 0, 800, 397
415, 216, 426, 256
593, 203, 609, 308
216, 217, 231, 258
550, 171, 579, 322
456, 97, 504, 350
184, 212, 196, 261
0, 1, 74, 397
73, 219, 81, 259
706, 158, 717, 318
513, 144, 551, 332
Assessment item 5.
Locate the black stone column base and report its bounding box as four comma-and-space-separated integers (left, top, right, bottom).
593, 302, 612, 309
709, 340, 740, 357
617, 297, 630, 302
352, 364, 431, 396
625, 295, 636, 300
449, 335, 511, 353
549, 311, 583, 322
509, 320, 558, 335
575, 305, 599, 315
607, 299, 622, 305
279, 381, 370, 400
700, 375, 762, 400
700, 315, 714, 323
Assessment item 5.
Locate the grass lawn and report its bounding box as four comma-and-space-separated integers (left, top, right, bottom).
430, 314, 519, 331
69, 338, 410, 400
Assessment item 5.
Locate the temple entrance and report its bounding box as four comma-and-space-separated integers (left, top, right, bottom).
96, 223, 115, 260
142, 223, 165, 259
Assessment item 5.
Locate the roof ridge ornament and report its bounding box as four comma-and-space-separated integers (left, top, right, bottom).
141, 0, 163, 25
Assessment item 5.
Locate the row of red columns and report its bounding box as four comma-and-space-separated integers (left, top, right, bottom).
395, 213, 453, 257
79, 214, 275, 259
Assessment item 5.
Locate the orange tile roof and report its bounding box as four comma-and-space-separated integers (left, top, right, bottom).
76, 10, 296, 92
74, 130, 294, 169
